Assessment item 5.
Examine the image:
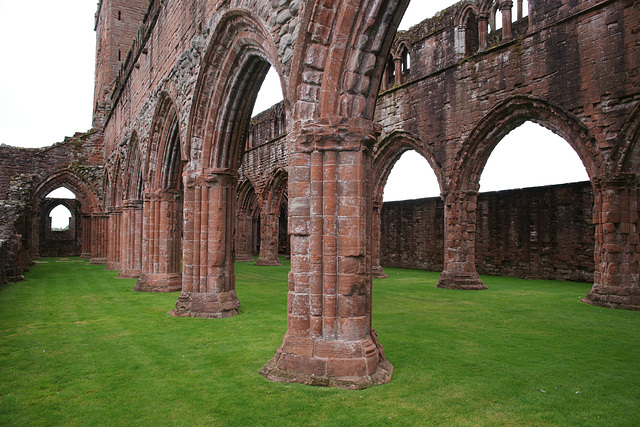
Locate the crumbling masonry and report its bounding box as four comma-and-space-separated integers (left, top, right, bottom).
0, 0, 638, 388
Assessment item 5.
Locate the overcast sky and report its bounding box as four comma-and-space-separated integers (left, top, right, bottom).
2, 0, 587, 206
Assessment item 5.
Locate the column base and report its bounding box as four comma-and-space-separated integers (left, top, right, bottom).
372, 265, 389, 279
89, 257, 107, 265
134, 273, 182, 292
169, 291, 241, 318
105, 261, 121, 271
118, 270, 141, 279
260, 332, 393, 390
437, 271, 487, 290
255, 257, 282, 266
581, 285, 640, 311
80, 253, 92, 259
235, 254, 255, 262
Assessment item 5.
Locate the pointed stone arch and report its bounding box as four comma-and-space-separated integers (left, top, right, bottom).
119, 131, 145, 279
256, 168, 288, 266
373, 131, 443, 204
371, 131, 443, 279
135, 92, 184, 293
454, 96, 604, 192
175, 9, 285, 318
31, 170, 100, 261
235, 179, 260, 263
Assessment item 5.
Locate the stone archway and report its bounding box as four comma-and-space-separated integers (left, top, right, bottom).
31, 170, 100, 262
135, 93, 184, 293
173, 9, 286, 319
256, 169, 287, 266
444, 95, 606, 292
371, 131, 444, 278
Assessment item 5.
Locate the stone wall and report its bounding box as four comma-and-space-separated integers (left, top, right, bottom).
381, 182, 595, 282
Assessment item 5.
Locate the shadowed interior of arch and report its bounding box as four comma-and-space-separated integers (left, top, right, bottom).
479, 121, 589, 192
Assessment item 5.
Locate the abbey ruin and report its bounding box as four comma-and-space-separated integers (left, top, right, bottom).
0, 0, 638, 388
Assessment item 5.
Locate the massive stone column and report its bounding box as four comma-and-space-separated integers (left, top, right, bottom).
106, 210, 122, 271
118, 200, 143, 278
437, 189, 487, 290
255, 211, 282, 266
372, 201, 388, 279
135, 189, 182, 292
260, 118, 392, 389
171, 170, 241, 318
89, 213, 109, 265
583, 174, 639, 310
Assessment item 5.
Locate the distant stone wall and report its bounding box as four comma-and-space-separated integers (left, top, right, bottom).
381, 182, 595, 282
0, 240, 7, 286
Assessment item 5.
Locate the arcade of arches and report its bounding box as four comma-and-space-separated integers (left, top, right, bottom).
0, 0, 638, 389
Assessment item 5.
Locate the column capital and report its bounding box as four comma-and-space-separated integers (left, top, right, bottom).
499, 0, 514, 10
593, 173, 638, 190
291, 116, 381, 153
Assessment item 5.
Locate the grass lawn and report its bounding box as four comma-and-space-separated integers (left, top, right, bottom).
0, 258, 638, 426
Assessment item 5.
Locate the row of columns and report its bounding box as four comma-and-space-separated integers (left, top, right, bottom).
81, 119, 638, 389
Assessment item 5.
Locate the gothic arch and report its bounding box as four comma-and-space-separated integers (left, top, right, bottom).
373, 131, 443, 204
303, 0, 410, 119
453, 96, 605, 193
610, 104, 640, 175
123, 131, 144, 202
31, 170, 99, 215
146, 93, 183, 191
188, 9, 284, 171
263, 168, 288, 215
135, 92, 184, 293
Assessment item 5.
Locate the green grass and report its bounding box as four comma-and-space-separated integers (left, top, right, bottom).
1, 258, 638, 426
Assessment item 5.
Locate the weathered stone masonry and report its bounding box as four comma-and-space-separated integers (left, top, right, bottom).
381, 182, 595, 283
0, 0, 638, 388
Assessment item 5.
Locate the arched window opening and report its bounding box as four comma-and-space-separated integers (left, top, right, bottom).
251, 67, 284, 118
492, 5, 503, 32
401, 46, 410, 74
46, 187, 76, 199
383, 150, 440, 202
50, 205, 72, 231
479, 121, 589, 193
464, 10, 479, 55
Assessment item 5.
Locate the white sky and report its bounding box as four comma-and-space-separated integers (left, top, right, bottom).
0, 0, 587, 202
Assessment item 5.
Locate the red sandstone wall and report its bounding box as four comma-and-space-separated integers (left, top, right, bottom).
381, 182, 595, 282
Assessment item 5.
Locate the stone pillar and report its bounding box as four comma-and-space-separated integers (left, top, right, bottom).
478, 13, 489, 50
255, 211, 282, 266
381, 67, 389, 92
437, 190, 487, 290
260, 118, 392, 389
171, 170, 241, 318
80, 214, 92, 259
500, 1, 513, 40
393, 57, 403, 86
135, 189, 182, 292
516, 0, 523, 20
372, 201, 388, 278
583, 174, 639, 310
106, 210, 122, 271
89, 213, 109, 264
235, 213, 255, 262
118, 200, 143, 278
